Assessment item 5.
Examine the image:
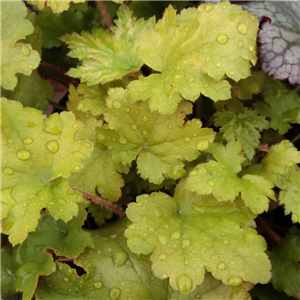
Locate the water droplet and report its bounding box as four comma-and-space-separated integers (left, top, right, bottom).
171, 231, 181, 240
190, 170, 198, 176
181, 239, 191, 249
131, 124, 137, 130
162, 273, 168, 279
217, 34, 228, 44
216, 62, 222, 68
238, 41, 244, 49
227, 276, 243, 286
23, 137, 33, 145
118, 137, 127, 145
112, 251, 128, 267
16, 149, 31, 161
94, 282, 103, 289
223, 240, 229, 245
196, 139, 209, 151
97, 134, 105, 141
159, 253, 167, 261
142, 116, 149, 122
21, 45, 30, 56
249, 45, 254, 52
46, 140, 59, 154
208, 180, 215, 187
125, 108, 130, 112
204, 4, 213, 12
176, 273, 193, 293
184, 137, 191, 142
158, 235, 168, 245
85, 142, 92, 148
113, 101, 122, 109
218, 262, 226, 270
72, 151, 86, 159
22, 203, 28, 207
109, 287, 121, 300
3, 168, 14, 175
64, 277, 69, 282
189, 77, 195, 83
237, 23, 247, 35
154, 208, 163, 218
142, 130, 147, 136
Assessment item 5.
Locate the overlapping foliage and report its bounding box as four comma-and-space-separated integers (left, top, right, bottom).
1, 1, 299, 299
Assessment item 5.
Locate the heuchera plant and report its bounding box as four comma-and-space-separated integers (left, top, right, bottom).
1, 1, 300, 300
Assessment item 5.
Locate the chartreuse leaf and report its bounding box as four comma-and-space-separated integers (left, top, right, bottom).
247, 140, 300, 222
185, 142, 274, 214
1, 98, 93, 245
125, 179, 271, 293
96, 88, 215, 184
128, 2, 258, 114
1, 1, 40, 90
1, 242, 17, 298
255, 78, 300, 134
27, 1, 85, 13
270, 228, 300, 298
68, 118, 125, 202
214, 107, 268, 161
1, 71, 53, 110
62, 5, 153, 85
168, 273, 252, 300
35, 220, 168, 300
11, 208, 92, 300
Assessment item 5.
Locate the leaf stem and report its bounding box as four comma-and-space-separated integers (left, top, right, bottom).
256, 216, 281, 244
96, 1, 113, 28
291, 132, 300, 144
76, 189, 126, 218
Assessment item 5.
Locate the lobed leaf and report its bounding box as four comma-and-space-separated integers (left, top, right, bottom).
1, 98, 93, 245
11, 208, 92, 300
97, 88, 215, 184
1, 1, 40, 90
125, 180, 271, 293
62, 5, 153, 85
185, 142, 274, 214
128, 2, 258, 114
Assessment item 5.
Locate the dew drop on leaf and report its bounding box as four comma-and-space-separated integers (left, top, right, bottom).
204, 4, 213, 12
185, 137, 191, 142
118, 137, 127, 145
171, 231, 181, 240
85, 142, 92, 148
159, 254, 167, 261
158, 235, 168, 245
188, 77, 195, 83
46, 140, 59, 154
16, 149, 31, 161
3, 168, 14, 175
162, 273, 168, 279
217, 262, 227, 270
249, 45, 254, 52
64, 277, 69, 282
131, 124, 137, 130
22, 137, 33, 145
208, 180, 215, 187
109, 287, 121, 300
237, 23, 247, 35
72, 150, 86, 159
176, 273, 193, 293
238, 41, 244, 49
22, 203, 28, 207
94, 282, 103, 289
142, 116, 149, 122
216, 62, 222, 68
113, 101, 122, 109
190, 170, 198, 176
196, 139, 209, 151
227, 276, 243, 286
181, 239, 191, 249
21, 44, 30, 56
154, 208, 163, 218
216, 34, 229, 44
112, 251, 128, 267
